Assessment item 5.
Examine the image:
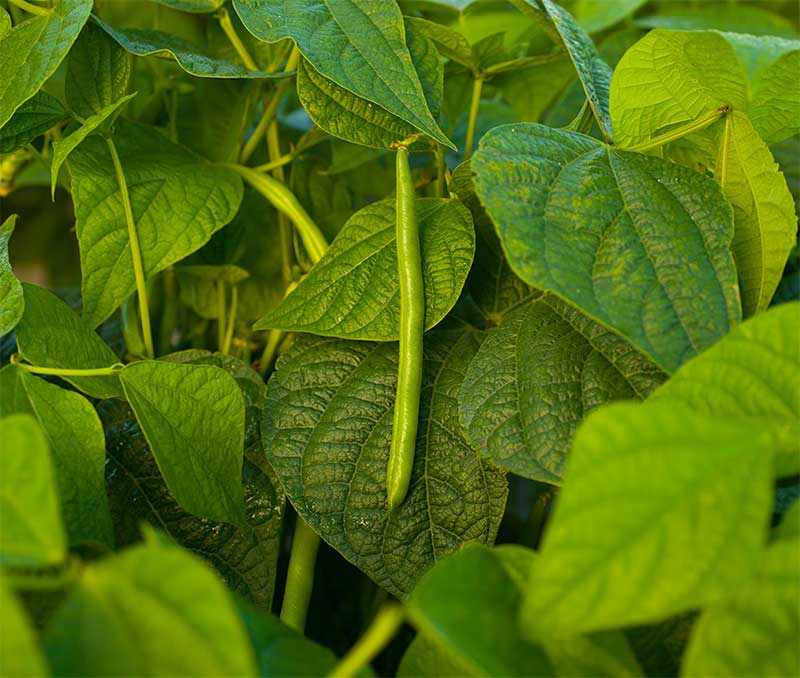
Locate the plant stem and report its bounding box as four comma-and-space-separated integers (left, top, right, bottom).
258, 329, 285, 376
433, 144, 446, 198
715, 114, 732, 186
11, 354, 125, 377
626, 106, 731, 153
280, 518, 321, 633
253, 152, 294, 174
8, 0, 50, 16
267, 121, 294, 285
216, 7, 259, 71
106, 137, 155, 358
464, 76, 483, 159
216, 281, 227, 351
159, 268, 178, 355
222, 287, 237, 355
328, 604, 405, 678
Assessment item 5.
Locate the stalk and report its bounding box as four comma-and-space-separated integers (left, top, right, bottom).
8, 0, 50, 15
216, 7, 259, 72
464, 76, 483, 159
626, 106, 731, 153
328, 604, 405, 678
11, 354, 124, 377
280, 518, 322, 633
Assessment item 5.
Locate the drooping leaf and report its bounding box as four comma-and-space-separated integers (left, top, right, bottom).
459, 295, 666, 482
0, 91, 66, 153
255, 199, 474, 339
233, 0, 454, 148
263, 330, 507, 598
0, 215, 23, 336
472, 123, 741, 373
44, 536, 257, 677
0, 413, 66, 568
0, 0, 93, 128
520, 400, 774, 638
15, 284, 124, 399
69, 119, 243, 327
0, 581, 49, 677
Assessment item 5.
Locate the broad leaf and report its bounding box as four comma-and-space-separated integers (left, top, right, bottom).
0, 91, 66, 153
263, 330, 507, 598
254, 199, 474, 339
0, 0, 92, 128
521, 400, 774, 638
15, 284, 123, 399
0, 215, 23, 336
44, 536, 257, 677
0, 581, 49, 677
459, 295, 666, 482
69, 119, 243, 327
0, 414, 66, 568
472, 123, 741, 373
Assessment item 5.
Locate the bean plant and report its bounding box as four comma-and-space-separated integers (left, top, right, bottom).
0, 0, 798, 676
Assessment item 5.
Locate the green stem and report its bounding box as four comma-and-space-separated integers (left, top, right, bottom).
222, 287, 237, 355
433, 144, 446, 198
159, 268, 178, 355
328, 604, 405, 678
280, 518, 321, 633
258, 329, 284, 376
464, 76, 483, 159
216, 281, 227, 352
8, 0, 51, 16
11, 354, 125, 377
106, 137, 155, 358
715, 114, 732, 186
626, 106, 731, 153
386, 146, 424, 512
267, 121, 294, 285
216, 7, 259, 71
253, 152, 295, 174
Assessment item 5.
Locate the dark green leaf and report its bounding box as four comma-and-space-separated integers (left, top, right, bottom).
0, 215, 23, 336
0, 92, 66, 153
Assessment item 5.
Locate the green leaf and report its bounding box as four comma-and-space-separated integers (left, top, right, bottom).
746, 45, 800, 145
15, 284, 124, 399
0, 580, 49, 677
652, 302, 800, 477
233, 0, 454, 148
403, 16, 473, 70
50, 92, 137, 198
682, 540, 800, 677
176, 265, 249, 319
572, 0, 647, 34
0, 215, 23, 336
153, 0, 225, 12
633, 6, 798, 39
0, 8, 9, 38
119, 359, 247, 529
774, 501, 800, 542
472, 123, 741, 374
263, 330, 507, 598
0, 367, 113, 549
254, 199, 474, 339
44, 536, 257, 677
69, 119, 243, 327
398, 634, 477, 677
0, 413, 66, 568
0, 91, 66, 153
716, 111, 797, 316
0, 0, 93, 129
520, 400, 774, 638
459, 295, 666, 482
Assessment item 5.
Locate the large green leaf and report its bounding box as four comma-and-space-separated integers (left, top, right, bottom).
459, 295, 665, 483
233, 0, 453, 148
520, 400, 774, 638
0, 367, 113, 549
0, 215, 23, 336
263, 330, 507, 598
119, 359, 248, 529
15, 284, 123, 399
0, 581, 49, 677
44, 535, 257, 677
0, 91, 66, 153
682, 540, 800, 677
0, 0, 92, 128
0, 413, 66, 568
472, 123, 740, 374
652, 302, 800, 477
69, 119, 243, 327
254, 199, 474, 339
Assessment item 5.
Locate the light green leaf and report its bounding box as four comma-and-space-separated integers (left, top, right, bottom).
0, 413, 66, 568
572, 0, 647, 34
176, 265, 249, 320
521, 400, 774, 638
263, 330, 507, 598
44, 537, 257, 677
472, 123, 741, 374
233, 0, 454, 148
459, 295, 665, 482
119, 360, 248, 529
0, 91, 66, 153
747, 47, 800, 145
0, 581, 49, 677
0, 8, 10, 39
0, 215, 23, 336
652, 302, 800, 477
153, 0, 225, 12
634, 6, 798, 39
682, 540, 800, 678
50, 92, 137, 198
0, 0, 92, 128
254, 199, 474, 339
774, 501, 800, 542
69, 119, 243, 327
716, 111, 797, 316
398, 634, 477, 677
15, 284, 124, 399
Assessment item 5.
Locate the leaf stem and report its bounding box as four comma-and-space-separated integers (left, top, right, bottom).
216, 7, 259, 72
253, 152, 295, 174
11, 353, 125, 377
8, 0, 51, 16
106, 137, 155, 358
433, 144, 446, 198
715, 114, 732, 186
280, 517, 321, 633
464, 76, 483, 159
328, 604, 405, 678
267, 121, 294, 285
216, 281, 227, 352
626, 106, 731, 153
222, 286, 237, 355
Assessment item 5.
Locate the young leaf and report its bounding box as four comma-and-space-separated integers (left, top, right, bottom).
0, 215, 23, 336
521, 401, 774, 638
119, 360, 248, 529
15, 284, 124, 399
0, 91, 66, 153
263, 330, 507, 598
0, 413, 66, 568
472, 123, 741, 374
44, 537, 257, 677
0, 581, 49, 677
0, 0, 93, 128
459, 295, 666, 482
254, 199, 474, 339
69, 119, 243, 327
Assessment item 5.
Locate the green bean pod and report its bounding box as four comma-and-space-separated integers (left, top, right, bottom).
386, 145, 424, 512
